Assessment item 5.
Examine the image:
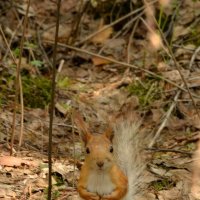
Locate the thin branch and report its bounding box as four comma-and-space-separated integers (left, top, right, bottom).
155, 16, 200, 120
144, 11, 200, 148
149, 89, 181, 148
76, 0, 158, 46
36, 26, 53, 69
127, 19, 139, 64
189, 45, 200, 69
18, 0, 31, 148
44, 40, 200, 99
147, 147, 192, 156
48, 0, 61, 199
3, 19, 23, 61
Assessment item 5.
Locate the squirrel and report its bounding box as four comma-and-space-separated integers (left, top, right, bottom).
74, 107, 146, 200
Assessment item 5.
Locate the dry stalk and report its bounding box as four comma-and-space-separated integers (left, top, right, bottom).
148, 23, 200, 148
17, 0, 31, 148
3, 19, 23, 61
48, 0, 61, 198
44, 40, 200, 99
138, 6, 200, 147
77, 0, 157, 46
55, 59, 65, 82
155, 17, 200, 119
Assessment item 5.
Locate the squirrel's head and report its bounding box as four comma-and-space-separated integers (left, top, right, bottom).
83, 132, 114, 171
74, 112, 114, 171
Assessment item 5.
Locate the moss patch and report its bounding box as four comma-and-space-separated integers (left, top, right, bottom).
151, 178, 175, 191
127, 78, 162, 107
22, 76, 51, 108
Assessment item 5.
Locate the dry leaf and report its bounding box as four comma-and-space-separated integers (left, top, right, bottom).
173, 26, 190, 41
191, 139, 200, 199
91, 26, 113, 44
0, 156, 23, 167
157, 62, 171, 72
0, 156, 38, 167
188, 114, 200, 129
91, 56, 112, 66
162, 70, 189, 82
158, 188, 181, 199
151, 109, 163, 123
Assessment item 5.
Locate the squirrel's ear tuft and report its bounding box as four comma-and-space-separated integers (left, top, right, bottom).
73, 111, 91, 145
104, 127, 114, 142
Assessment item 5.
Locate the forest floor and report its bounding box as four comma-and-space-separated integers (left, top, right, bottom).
0, 0, 200, 199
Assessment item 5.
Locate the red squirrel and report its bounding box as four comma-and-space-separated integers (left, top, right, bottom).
74, 110, 144, 200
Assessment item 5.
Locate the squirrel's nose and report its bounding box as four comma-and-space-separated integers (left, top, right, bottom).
96, 161, 104, 168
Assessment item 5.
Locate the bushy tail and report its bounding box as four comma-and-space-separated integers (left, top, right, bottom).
113, 112, 146, 200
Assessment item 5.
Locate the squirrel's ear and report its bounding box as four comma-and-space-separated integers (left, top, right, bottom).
73, 112, 91, 145
104, 127, 114, 142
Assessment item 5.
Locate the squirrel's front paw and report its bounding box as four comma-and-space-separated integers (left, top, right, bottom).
88, 194, 100, 200
101, 195, 115, 200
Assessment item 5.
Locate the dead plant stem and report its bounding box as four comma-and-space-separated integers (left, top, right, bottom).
127, 19, 139, 64
18, 0, 31, 148
48, 0, 61, 199
44, 40, 200, 99
189, 46, 200, 69
155, 17, 200, 120
77, 0, 157, 46
149, 89, 181, 148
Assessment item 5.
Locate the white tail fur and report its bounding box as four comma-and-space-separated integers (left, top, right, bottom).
113, 118, 145, 200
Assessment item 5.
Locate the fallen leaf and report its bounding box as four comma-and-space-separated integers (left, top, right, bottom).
158, 188, 181, 199
91, 56, 112, 66
91, 26, 113, 44
0, 156, 23, 167
192, 139, 200, 198
55, 102, 70, 116
151, 109, 164, 123
162, 70, 189, 82
0, 156, 39, 167
173, 26, 190, 41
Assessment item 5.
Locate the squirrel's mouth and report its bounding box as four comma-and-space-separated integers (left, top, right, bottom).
96, 166, 105, 171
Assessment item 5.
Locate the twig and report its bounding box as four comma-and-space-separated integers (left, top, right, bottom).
172, 44, 195, 51
98, 13, 143, 55
151, 19, 200, 148
113, 11, 144, 39
36, 27, 53, 69
55, 59, 65, 82
147, 147, 192, 156
149, 89, 181, 148
155, 16, 200, 120
68, 0, 89, 44
17, 0, 31, 148
189, 45, 200, 69
76, 0, 157, 46
0, 27, 17, 155
3, 19, 23, 61
44, 40, 200, 98
71, 112, 76, 189
48, 0, 61, 199
127, 19, 139, 64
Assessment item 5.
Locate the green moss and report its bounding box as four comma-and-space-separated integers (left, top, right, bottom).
57, 77, 71, 89
22, 76, 51, 108
127, 79, 162, 107
189, 27, 200, 46
151, 178, 175, 191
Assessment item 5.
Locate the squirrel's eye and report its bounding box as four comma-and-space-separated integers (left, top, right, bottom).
110, 146, 113, 153
86, 147, 90, 154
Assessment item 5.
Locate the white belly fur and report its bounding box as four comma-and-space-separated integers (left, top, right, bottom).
86, 171, 115, 196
